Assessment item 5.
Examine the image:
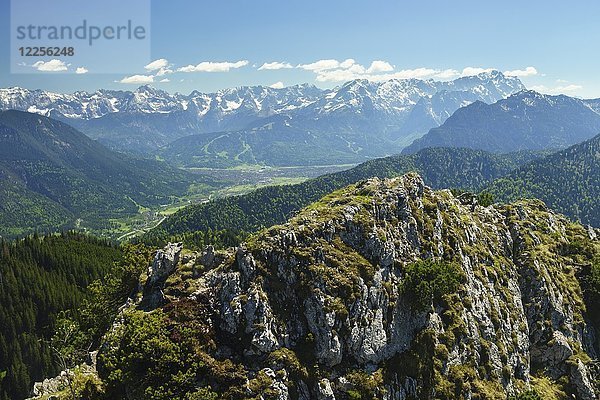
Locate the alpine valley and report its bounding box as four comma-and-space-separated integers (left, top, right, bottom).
0, 110, 213, 238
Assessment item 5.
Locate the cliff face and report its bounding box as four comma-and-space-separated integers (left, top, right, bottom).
99, 174, 599, 399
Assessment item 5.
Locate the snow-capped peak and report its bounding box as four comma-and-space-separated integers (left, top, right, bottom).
0, 72, 524, 129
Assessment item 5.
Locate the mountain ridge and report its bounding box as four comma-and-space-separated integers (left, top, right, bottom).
146, 146, 545, 244
403, 90, 600, 154
30, 174, 600, 400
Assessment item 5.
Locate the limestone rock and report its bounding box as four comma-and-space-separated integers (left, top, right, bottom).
316, 378, 335, 400
142, 242, 182, 308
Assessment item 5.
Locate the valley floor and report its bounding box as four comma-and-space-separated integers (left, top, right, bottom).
102, 164, 355, 241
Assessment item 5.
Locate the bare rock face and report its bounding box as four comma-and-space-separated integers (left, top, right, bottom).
27, 352, 98, 400
30, 375, 67, 399
141, 242, 183, 309
96, 174, 600, 399
316, 379, 335, 400
571, 358, 597, 400
147, 242, 183, 286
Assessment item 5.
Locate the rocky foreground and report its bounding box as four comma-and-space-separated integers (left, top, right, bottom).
32, 174, 600, 399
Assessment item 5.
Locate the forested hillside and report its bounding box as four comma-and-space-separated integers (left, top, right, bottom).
0, 110, 203, 237
487, 134, 600, 227
147, 147, 543, 244
0, 233, 122, 400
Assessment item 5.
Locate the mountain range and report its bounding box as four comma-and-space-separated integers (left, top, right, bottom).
4, 73, 600, 400
0, 72, 524, 164
403, 90, 600, 154
3, 82, 600, 240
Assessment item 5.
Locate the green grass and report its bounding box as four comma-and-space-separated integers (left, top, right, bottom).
216, 177, 309, 197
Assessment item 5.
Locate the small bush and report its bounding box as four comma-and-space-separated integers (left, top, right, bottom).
345, 369, 384, 399
477, 191, 495, 207
509, 389, 541, 400
581, 255, 600, 325
399, 259, 465, 310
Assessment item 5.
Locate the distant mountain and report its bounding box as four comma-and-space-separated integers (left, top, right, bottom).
487, 134, 600, 227
392, 90, 484, 143
147, 147, 543, 241
155, 122, 389, 168
155, 73, 525, 167
0, 110, 199, 237
0, 84, 324, 121
0, 72, 524, 161
0, 84, 324, 155
403, 90, 600, 154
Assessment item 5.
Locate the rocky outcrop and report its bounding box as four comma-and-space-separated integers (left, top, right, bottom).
97, 174, 600, 399
141, 242, 182, 308
146, 242, 183, 287
27, 352, 98, 400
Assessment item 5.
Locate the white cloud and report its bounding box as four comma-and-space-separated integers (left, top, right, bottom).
383, 68, 438, 80
560, 84, 583, 92
258, 62, 293, 70
504, 66, 538, 77
434, 69, 460, 79
269, 81, 285, 89
75, 67, 88, 74
155, 67, 173, 76
339, 59, 356, 69
297, 59, 342, 72
315, 66, 440, 83
32, 59, 68, 72
335, 59, 366, 74
268, 58, 539, 84
119, 74, 154, 84
530, 84, 583, 95
461, 67, 494, 76
298, 59, 467, 83
315, 69, 361, 82
366, 60, 394, 74
348, 64, 366, 74
144, 58, 169, 71
159, 78, 170, 83
178, 60, 249, 73
299, 58, 381, 81
144, 59, 173, 76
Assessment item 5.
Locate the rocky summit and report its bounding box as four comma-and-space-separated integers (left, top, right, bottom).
34, 173, 600, 399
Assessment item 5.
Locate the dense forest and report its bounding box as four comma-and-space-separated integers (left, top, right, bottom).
488, 134, 600, 227
147, 147, 543, 244
0, 233, 122, 400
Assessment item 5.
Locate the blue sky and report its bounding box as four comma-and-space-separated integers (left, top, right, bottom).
1, 0, 599, 97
